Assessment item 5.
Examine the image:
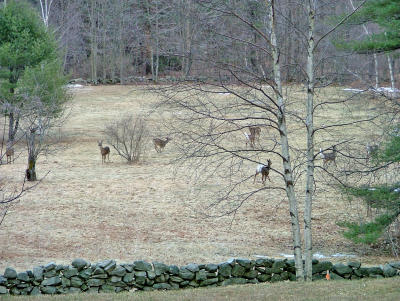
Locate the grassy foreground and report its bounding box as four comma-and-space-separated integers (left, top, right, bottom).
1, 278, 400, 301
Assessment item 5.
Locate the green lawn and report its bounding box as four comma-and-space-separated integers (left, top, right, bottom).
1, 278, 400, 301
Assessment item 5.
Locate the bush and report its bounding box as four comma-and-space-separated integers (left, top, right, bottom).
104, 114, 149, 163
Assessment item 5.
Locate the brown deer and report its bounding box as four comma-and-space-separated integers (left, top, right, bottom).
5, 145, 14, 164
98, 140, 110, 163
244, 132, 256, 148
249, 126, 261, 142
254, 159, 272, 185
153, 137, 171, 153
319, 145, 337, 167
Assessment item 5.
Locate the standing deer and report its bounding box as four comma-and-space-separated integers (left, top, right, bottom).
249, 126, 261, 142
366, 143, 379, 162
153, 137, 171, 153
98, 140, 110, 163
244, 132, 256, 148
319, 145, 337, 167
254, 159, 272, 184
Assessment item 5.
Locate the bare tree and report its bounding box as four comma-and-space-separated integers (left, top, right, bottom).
104, 114, 149, 163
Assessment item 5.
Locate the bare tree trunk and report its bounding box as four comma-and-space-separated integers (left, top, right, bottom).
304, 0, 316, 282
26, 130, 37, 182
387, 54, 396, 97
348, 0, 379, 89
269, 0, 304, 281
89, 0, 98, 84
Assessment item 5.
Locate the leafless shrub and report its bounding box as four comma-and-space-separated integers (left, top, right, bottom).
104, 114, 149, 163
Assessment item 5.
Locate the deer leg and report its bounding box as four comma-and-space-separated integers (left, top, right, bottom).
254, 173, 258, 183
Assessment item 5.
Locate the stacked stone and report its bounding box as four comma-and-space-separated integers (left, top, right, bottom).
0, 258, 399, 295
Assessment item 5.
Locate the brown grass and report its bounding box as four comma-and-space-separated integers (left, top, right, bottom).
0, 85, 396, 272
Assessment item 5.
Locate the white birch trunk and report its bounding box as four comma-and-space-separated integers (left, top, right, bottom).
304, 0, 316, 282
387, 54, 396, 97
269, 0, 304, 280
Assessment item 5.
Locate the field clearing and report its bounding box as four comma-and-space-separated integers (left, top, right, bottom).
0, 85, 396, 272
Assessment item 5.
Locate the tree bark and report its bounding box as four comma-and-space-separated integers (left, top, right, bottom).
269, 0, 304, 281
304, 0, 316, 282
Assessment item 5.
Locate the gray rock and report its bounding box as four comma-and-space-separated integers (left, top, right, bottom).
41, 276, 62, 286
188, 280, 199, 287
312, 261, 333, 274
104, 261, 117, 274
67, 287, 82, 294
110, 266, 126, 277
199, 277, 218, 286
369, 274, 384, 279
195, 270, 207, 281
93, 267, 105, 275
0, 286, 8, 294
16, 282, 30, 288
185, 264, 199, 273
332, 263, 353, 276
205, 264, 218, 272
231, 264, 246, 277
218, 263, 232, 278
272, 260, 286, 270
243, 270, 258, 279
135, 275, 146, 286
43, 262, 57, 272
91, 273, 108, 279
257, 274, 271, 282
70, 276, 84, 287
4, 267, 17, 279
98, 260, 114, 269
169, 281, 179, 290
134, 260, 152, 271
9, 287, 20, 295
155, 274, 167, 283
33, 267, 44, 281
153, 283, 171, 290
115, 287, 127, 293
121, 264, 134, 273
367, 267, 383, 275
179, 268, 195, 280
87, 287, 99, 294
147, 271, 156, 280
180, 280, 189, 287
110, 276, 122, 283
221, 277, 247, 286
56, 265, 66, 272
170, 276, 184, 283
72, 259, 89, 271
79, 268, 93, 279
152, 262, 169, 275
63, 267, 78, 278
330, 273, 344, 280
122, 273, 134, 284
389, 262, 400, 269
247, 278, 259, 284
146, 278, 154, 286
30, 286, 41, 295
61, 277, 71, 287
17, 272, 30, 282
43, 270, 58, 278
41, 286, 57, 294
271, 274, 282, 282
236, 258, 252, 269
382, 264, 397, 277
354, 268, 369, 277
347, 261, 361, 269
0, 276, 7, 285
168, 265, 179, 275
99, 284, 116, 293
206, 272, 217, 278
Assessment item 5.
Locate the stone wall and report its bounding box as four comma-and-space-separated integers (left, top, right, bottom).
0, 258, 400, 295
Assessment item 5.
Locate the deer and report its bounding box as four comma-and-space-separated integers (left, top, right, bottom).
319, 145, 337, 167
254, 159, 272, 185
5, 141, 14, 164
244, 132, 256, 148
249, 126, 261, 142
98, 140, 110, 163
153, 137, 171, 153
366, 143, 379, 162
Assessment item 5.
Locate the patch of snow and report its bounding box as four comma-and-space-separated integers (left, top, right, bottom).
393, 188, 400, 193
368, 188, 377, 191
375, 87, 400, 93
278, 252, 356, 259
67, 84, 84, 89
331, 253, 357, 258
343, 88, 364, 92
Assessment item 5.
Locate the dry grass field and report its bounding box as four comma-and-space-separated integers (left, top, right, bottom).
0, 85, 396, 272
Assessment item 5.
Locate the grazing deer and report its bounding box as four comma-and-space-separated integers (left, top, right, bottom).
244, 132, 256, 148
366, 143, 379, 162
98, 140, 110, 163
249, 126, 261, 142
254, 159, 272, 184
153, 137, 171, 153
319, 145, 337, 167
